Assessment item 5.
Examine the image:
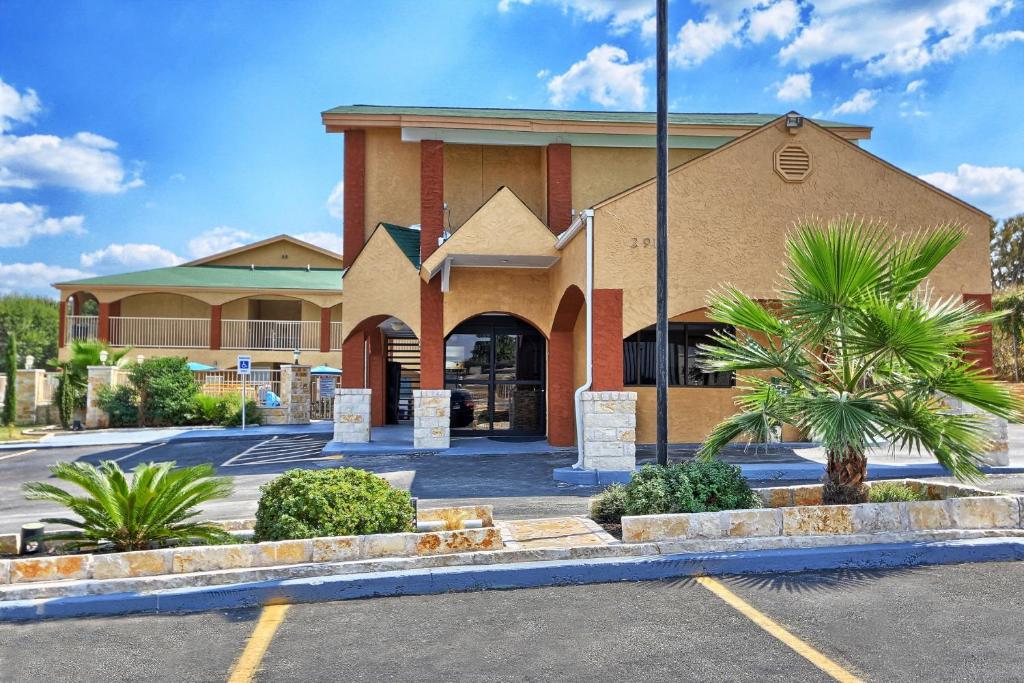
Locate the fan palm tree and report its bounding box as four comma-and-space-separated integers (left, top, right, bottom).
23, 460, 234, 552
697, 218, 1022, 504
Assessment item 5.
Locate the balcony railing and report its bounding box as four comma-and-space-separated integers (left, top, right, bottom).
64, 316, 343, 351
194, 369, 281, 407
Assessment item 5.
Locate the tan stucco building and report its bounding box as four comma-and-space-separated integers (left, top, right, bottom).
57, 104, 994, 446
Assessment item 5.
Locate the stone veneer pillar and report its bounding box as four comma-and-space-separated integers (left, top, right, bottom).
278, 365, 311, 425
413, 389, 450, 449
85, 365, 125, 429
333, 388, 371, 443
15, 369, 47, 425
579, 391, 637, 472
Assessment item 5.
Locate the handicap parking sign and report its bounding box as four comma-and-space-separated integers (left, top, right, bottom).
237, 355, 252, 375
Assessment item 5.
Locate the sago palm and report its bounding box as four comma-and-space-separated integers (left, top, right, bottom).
23, 460, 234, 552
697, 217, 1021, 504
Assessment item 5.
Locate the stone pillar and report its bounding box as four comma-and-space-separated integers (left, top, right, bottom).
413, 389, 450, 449
85, 365, 124, 429
15, 369, 46, 425
580, 391, 637, 472
279, 365, 311, 425
333, 388, 371, 443
943, 394, 1009, 466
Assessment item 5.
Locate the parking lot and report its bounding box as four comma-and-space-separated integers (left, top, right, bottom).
1, 560, 1021, 682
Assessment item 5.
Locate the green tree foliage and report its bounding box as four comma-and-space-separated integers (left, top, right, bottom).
53, 340, 133, 429
0, 296, 58, 369
127, 357, 199, 426
254, 468, 415, 541
3, 333, 17, 426
22, 460, 234, 552
992, 289, 1024, 382
697, 218, 1022, 503
991, 214, 1024, 290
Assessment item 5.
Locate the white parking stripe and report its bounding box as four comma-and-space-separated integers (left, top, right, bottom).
0, 448, 36, 462
110, 442, 166, 464
222, 436, 278, 467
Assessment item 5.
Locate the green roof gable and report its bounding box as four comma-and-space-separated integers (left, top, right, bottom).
322, 104, 861, 129
380, 223, 421, 268
56, 265, 344, 291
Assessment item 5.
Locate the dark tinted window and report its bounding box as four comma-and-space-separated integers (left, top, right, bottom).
623, 323, 733, 387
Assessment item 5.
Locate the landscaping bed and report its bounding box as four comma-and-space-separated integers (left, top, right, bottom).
621, 479, 1023, 544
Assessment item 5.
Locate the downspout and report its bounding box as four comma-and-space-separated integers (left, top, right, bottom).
574, 209, 594, 468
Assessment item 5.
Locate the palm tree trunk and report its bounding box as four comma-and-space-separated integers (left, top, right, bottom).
823, 447, 868, 504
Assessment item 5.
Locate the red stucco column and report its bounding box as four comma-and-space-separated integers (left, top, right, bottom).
341, 330, 366, 388
592, 289, 624, 391
343, 129, 366, 267
58, 299, 67, 348
209, 304, 222, 350
548, 329, 575, 445
963, 293, 995, 374
419, 138, 446, 390
97, 302, 111, 343
546, 143, 572, 233
319, 307, 332, 353
420, 279, 444, 390
368, 329, 386, 426
72, 295, 81, 315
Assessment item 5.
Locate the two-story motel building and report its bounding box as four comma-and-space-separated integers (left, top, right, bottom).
56, 105, 993, 446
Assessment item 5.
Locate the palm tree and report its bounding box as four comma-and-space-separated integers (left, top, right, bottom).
698, 218, 1022, 504
23, 460, 234, 552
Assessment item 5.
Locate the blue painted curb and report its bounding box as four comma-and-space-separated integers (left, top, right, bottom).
553, 466, 633, 485
2, 537, 1022, 622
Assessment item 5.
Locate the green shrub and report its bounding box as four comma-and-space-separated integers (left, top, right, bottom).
22, 460, 234, 552
253, 468, 414, 541
590, 460, 760, 523
215, 392, 261, 427
191, 393, 221, 424
128, 357, 199, 426
867, 482, 927, 503
97, 384, 139, 427
591, 483, 627, 524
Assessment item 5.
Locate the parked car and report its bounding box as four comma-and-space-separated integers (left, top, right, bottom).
450, 389, 476, 428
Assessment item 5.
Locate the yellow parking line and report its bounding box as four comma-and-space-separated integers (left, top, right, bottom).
696, 577, 862, 683
227, 603, 290, 683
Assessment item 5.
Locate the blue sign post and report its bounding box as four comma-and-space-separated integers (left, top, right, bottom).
237, 355, 252, 430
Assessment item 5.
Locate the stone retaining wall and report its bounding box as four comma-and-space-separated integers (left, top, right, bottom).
622, 480, 1023, 543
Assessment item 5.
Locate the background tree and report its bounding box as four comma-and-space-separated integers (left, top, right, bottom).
3, 333, 17, 426
992, 290, 1024, 382
991, 214, 1024, 290
0, 295, 59, 369
698, 218, 1021, 504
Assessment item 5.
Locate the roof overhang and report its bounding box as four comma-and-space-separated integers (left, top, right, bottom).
400, 127, 735, 149
432, 254, 559, 293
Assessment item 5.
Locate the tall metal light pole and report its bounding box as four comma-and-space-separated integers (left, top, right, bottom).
655, 0, 669, 466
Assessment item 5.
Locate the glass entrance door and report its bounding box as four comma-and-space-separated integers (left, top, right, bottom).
445, 314, 546, 436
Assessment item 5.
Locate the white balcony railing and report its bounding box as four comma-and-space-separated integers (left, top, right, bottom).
221, 319, 321, 351
110, 316, 210, 348
330, 321, 344, 351
194, 369, 282, 407
65, 315, 99, 344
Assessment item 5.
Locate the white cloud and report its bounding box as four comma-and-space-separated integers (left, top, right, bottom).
546, 44, 648, 109
0, 202, 85, 248
498, 0, 656, 34
0, 261, 94, 298
775, 72, 812, 101
779, 0, 1010, 77
671, 14, 740, 68
981, 30, 1024, 49
748, 0, 800, 42
80, 243, 183, 270
920, 163, 1024, 219
832, 88, 878, 115
294, 231, 343, 255
169, 172, 186, 182
326, 180, 344, 220
186, 227, 259, 259
899, 102, 930, 118
0, 78, 41, 133
905, 79, 927, 94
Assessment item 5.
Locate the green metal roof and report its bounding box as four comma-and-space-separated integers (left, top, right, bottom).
380, 223, 421, 268
56, 265, 344, 291
322, 104, 862, 129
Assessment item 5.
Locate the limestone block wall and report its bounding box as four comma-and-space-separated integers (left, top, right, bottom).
333, 388, 371, 443
14, 370, 46, 425
413, 389, 450, 449
278, 365, 311, 425
580, 391, 637, 471
85, 366, 127, 429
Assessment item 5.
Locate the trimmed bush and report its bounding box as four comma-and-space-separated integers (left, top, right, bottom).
590, 460, 760, 524
191, 392, 261, 427
97, 384, 139, 427
868, 482, 927, 503
254, 468, 414, 542
129, 357, 199, 426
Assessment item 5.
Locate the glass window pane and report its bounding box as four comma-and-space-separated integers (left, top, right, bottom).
447, 382, 489, 430
445, 333, 490, 382
493, 384, 544, 432
494, 333, 544, 381
686, 325, 734, 386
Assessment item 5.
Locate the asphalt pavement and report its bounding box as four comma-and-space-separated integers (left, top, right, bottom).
1, 560, 1021, 682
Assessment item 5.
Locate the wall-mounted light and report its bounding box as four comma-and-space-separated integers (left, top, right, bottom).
99, 350, 109, 366
293, 348, 301, 364
24, 355, 34, 370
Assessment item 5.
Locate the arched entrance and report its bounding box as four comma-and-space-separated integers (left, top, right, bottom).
445, 314, 545, 436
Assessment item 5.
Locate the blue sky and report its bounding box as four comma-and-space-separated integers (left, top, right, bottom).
1, 0, 1022, 297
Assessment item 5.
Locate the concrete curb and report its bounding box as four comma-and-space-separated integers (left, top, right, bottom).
2, 537, 1022, 622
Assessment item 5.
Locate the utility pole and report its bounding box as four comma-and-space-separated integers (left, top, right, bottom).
655, 0, 669, 466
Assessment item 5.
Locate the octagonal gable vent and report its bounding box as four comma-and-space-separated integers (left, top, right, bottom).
775, 144, 811, 182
